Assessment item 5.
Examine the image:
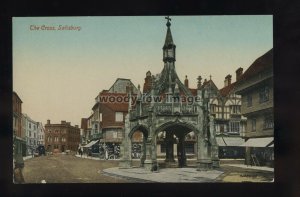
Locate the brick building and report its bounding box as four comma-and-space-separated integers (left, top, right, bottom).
44, 120, 80, 153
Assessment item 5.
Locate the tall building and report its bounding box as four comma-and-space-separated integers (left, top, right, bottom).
13, 92, 26, 156
44, 120, 80, 153
235, 49, 274, 166
37, 122, 45, 146
22, 114, 38, 155
186, 73, 246, 159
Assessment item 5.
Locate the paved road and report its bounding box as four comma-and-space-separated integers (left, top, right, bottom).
23, 154, 129, 183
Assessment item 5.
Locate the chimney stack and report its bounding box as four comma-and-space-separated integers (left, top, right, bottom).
75, 125, 78, 128
197, 76, 202, 89
184, 75, 189, 88
236, 67, 243, 81
61, 120, 66, 124
47, 120, 50, 124
224, 74, 232, 87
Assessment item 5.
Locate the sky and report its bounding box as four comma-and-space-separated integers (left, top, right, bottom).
13, 16, 273, 127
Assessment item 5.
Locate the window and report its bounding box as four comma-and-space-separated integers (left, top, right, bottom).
229, 122, 240, 133
113, 131, 118, 139
251, 119, 256, 131
29, 123, 31, 129
231, 105, 241, 114
115, 112, 123, 122
259, 86, 269, 103
264, 116, 274, 129
29, 131, 31, 137
247, 95, 252, 107
211, 104, 217, 113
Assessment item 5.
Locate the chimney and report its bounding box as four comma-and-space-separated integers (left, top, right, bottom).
236, 67, 243, 81
61, 120, 66, 124
197, 76, 202, 89
224, 74, 232, 87
75, 125, 78, 128
184, 75, 189, 88
47, 120, 50, 124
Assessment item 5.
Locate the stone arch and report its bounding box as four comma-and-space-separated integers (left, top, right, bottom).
128, 124, 149, 167
128, 124, 149, 139
154, 121, 202, 168
154, 121, 201, 138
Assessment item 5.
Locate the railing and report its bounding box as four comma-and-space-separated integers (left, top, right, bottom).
129, 103, 198, 119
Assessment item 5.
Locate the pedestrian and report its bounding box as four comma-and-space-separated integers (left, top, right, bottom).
31, 149, 34, 158
80, 148, 83, 157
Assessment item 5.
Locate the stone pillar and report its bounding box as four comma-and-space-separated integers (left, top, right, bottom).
165, 132, 175, 162
119, 115, 132, 169
209, 115, 220, 168
143, 138, 154, 171
119, 136, 132, 168
177, 136, 187, 167
140, 137, 146, 167
196, 136, 213, 171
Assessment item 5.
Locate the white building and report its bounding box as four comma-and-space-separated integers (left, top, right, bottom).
22, 114, 38, 155
37, 122, 45, 146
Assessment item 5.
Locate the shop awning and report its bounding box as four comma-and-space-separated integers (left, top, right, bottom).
82, 140, 99, 148
216, 137, 244, 146
241, 137, 273, 147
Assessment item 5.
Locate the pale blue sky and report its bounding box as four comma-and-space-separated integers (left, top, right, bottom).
13, 16, 273, 126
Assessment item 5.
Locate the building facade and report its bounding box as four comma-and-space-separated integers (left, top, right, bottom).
235, 49, 274, 166
44, 120, 80, 153
13, 92, 26, 157
22, 114, 38, 155
37, 122, 45, 146
81, 79, 138, 157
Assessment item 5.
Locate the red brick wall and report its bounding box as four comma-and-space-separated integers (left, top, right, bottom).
45, 123, 80, 152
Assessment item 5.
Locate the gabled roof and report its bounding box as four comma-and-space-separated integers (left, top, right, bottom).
219, 82, 236, 97
238, 49, 273, 82
99, 92, 135, 112
200, 79, 219, 92
13, 91, 23, 103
